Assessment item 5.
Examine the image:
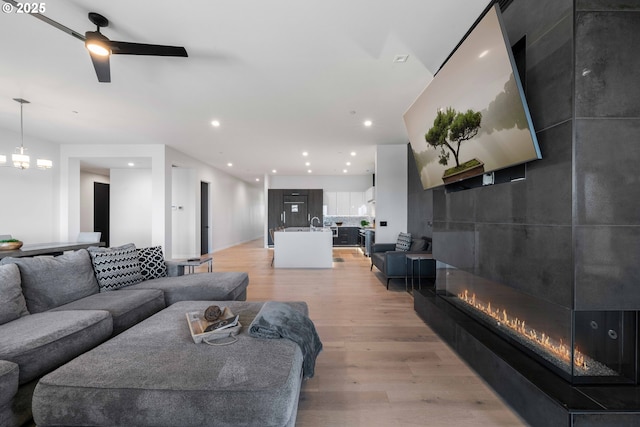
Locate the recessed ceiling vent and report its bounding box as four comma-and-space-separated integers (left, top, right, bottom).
393, 54, 409, 63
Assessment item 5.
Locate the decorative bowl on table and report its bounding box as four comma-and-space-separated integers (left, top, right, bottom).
335, 222, 343, 226
0, 240, 23, 251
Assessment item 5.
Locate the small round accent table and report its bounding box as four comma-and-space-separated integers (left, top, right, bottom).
405, 254, 433, 292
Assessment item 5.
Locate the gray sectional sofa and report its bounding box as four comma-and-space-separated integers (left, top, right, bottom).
0, 246, 249, 427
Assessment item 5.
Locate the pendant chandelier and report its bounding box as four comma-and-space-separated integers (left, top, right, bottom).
0, 98, 53, 170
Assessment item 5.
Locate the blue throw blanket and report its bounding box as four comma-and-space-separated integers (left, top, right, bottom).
248, 301, 323, 378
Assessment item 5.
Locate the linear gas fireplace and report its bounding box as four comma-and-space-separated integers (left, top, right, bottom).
435, 263, 637, 385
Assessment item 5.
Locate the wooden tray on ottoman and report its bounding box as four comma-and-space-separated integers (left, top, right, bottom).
185, 306, 242, 343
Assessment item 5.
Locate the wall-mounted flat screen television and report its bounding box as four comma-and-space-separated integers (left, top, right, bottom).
403, 4, 541, 191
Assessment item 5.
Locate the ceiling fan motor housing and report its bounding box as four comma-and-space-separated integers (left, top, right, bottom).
88, 12, 109, 29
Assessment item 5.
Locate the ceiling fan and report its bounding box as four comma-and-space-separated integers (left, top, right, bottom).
3, 0, 188, 82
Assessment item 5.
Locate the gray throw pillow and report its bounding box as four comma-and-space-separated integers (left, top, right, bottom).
410, 238, 428, 252
0, 263, 29, 324
88, 243, 143, 292
0, 249, 99, 313
137, 246, 168, 281
395, 232, 412, 251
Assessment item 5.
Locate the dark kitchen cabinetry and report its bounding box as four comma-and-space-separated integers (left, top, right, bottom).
267, 189, 323, 245
333, 226, 359, 246
267, 190, 284, 245
308, 190, 323, 225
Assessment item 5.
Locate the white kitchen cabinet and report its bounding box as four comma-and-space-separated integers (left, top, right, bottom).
336, 192, 350, 215
349, 192, 365, 215
365, 186, 375, 202
323, 191, 337, 215
324, 191, 368, 215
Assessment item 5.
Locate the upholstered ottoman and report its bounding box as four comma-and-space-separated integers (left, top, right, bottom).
32, 301, 306, 427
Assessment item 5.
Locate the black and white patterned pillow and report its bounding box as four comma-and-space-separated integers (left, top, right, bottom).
395, 232, 412, 252
88, 244, 143, 292
138, 246, 168, 281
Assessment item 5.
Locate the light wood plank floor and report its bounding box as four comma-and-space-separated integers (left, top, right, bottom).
207, 239, 527, 427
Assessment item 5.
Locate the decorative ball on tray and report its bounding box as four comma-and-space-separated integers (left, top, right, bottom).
204, 305, 222, 321
0, 239, 23, 251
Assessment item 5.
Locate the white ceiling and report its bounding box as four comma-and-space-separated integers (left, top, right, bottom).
0, 0, 490, 183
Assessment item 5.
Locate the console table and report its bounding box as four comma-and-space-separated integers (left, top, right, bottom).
0, 242, 105, 259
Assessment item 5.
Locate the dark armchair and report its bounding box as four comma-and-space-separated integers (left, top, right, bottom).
370, 235, 435, 288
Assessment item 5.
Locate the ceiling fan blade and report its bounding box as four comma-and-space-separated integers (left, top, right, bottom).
109, 41, 188, 57
89, 52, 111, 83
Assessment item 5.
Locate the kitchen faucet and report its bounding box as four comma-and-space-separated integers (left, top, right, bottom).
310, 216, 321, 229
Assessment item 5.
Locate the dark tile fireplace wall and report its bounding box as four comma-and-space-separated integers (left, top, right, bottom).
409, 0, 640, 331
408, 0, 640, 423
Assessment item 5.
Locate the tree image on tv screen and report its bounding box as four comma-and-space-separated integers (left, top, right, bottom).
425, 107, 483, 182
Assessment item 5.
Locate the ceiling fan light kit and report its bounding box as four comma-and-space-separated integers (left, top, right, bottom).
85, 32, 111, 57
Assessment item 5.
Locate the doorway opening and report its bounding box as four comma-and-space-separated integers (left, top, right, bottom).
201, 181, 210, 255
94, 182, 110, 247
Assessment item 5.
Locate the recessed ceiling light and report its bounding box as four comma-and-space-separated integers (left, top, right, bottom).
307, 169, 312, 173
211, 120, 221, 127
346, 161, 351, 166
128, 162, 135, 167
227, 162, 233, 167
302, 151, 309, 157
255, 178, 260, 182
478, 50, 489, 58
393, 54, 409, 63
272, 169, 277, 174
343, 169, 348, 173
305, 162, 310, 166
350, 152, 356, 156
364, 120, 372, 127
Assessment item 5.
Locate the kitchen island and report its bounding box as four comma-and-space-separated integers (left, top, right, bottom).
274, 227, 333, 268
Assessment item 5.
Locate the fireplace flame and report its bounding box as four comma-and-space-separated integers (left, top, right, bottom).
458, 290, 587, 370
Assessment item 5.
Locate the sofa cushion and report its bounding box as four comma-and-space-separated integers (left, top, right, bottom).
0, 250, 99, 313
0, 264, 29, 325
395, 232, 412, 251
0, 310, 112, 384
137, 246, 168, 281
88, 244, 143, 292
128, 271, 249, 305
51, 289, 166, 335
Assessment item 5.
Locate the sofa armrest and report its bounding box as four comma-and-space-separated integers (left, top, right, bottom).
372, 243, 397, 253
0, 360, 19, 407
164, 261, 185, 277
383, 251, 411, 276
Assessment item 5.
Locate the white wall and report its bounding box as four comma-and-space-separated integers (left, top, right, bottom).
0, 128, 59, 243
80, 171, 109, 232
270, 174, 373, 191
375, 144, 407, 243
109, 168, 153, 247
59, 144, 171, 247
0, 136, 269, 255
171, 167, 196, 258
166, 147, 264, 254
